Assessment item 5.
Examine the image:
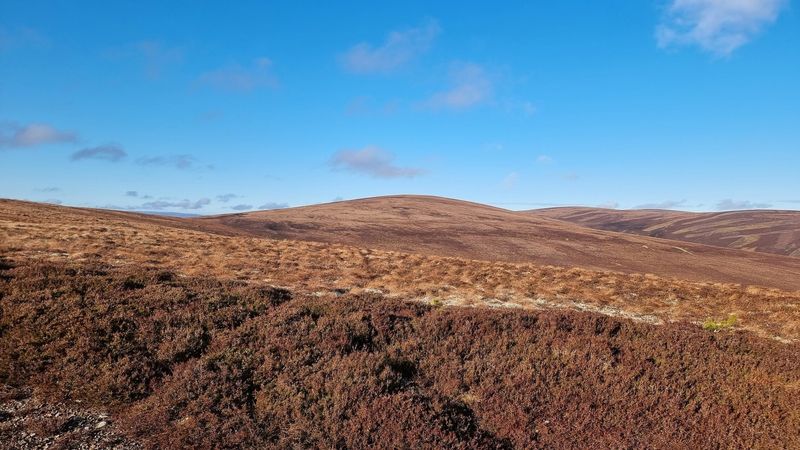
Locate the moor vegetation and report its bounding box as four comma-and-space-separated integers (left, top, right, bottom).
2, 260, 800, 448
3, 199, 800, 343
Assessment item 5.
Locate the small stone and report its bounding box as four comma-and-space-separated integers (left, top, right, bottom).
95, 421, 107, 429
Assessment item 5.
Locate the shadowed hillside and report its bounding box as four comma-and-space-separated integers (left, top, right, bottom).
194, 195, 800, 290
532, 207, 800, 258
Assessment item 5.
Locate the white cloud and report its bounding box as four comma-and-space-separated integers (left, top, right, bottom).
198, 57, 278, 92
0, 122, 77, 148
71, 144, 127, 162
425, 62, 493, 110
330, 146, 424, 178
216, 193, 239, 203
536, 155, 553, 164
656, 0, 787, 55
259, 202, 289, 210
230, 204, 253, 211
716, 199, 772, 210
340, 19, 440, 74
138, 198, 211, 211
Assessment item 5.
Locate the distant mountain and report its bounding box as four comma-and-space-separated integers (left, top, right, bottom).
530, 207, 800, 258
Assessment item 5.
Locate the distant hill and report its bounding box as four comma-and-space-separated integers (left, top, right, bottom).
530, 207, 800, 258
194, 195, 800, 290
126, 210, 203, 218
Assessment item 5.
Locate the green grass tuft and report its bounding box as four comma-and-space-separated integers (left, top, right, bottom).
703, 314, 737, 331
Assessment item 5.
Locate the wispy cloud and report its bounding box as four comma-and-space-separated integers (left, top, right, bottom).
198, 57, 278, 92
137, 154, 197, 169
536, 155, 553, 164
0, 122, 78, 148
656, 0, 787, 56
35, 187, 60, 193
597, 201, 620, 209
259, 202, 289, 210
230, 204, 253, 211
502, 172, 519, 189
216, 193, 239, 203
330, 146, 424, 178
340, 19, 440, 74
716, 198, 772, 210
137, 198, 211, 211
70, 144, 127, 162
424, 63, 493, 111
635, 199, 688, 209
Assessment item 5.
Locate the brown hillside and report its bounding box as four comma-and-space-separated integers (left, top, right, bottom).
2, 262, 799, 449
532, 207, 800, 257
3, 198, 800, 342
195, 195, 800, 291
3, 197, 800, 447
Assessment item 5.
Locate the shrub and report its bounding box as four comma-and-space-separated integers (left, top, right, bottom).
703, 314, 738, 331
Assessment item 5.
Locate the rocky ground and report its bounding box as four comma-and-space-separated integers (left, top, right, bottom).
0, 389, 140, 450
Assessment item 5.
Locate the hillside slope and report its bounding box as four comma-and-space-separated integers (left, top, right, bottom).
531, 207, 800, 257
196, 195, 800, 290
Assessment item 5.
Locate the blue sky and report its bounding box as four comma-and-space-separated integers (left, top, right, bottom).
1, 0, 798, 213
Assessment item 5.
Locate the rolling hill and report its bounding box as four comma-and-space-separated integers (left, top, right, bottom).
195, 195, 800, 290
3, 197, 800, 447
531, 207, 800, 257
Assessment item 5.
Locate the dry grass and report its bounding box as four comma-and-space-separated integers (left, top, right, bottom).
2, 200, 800, 342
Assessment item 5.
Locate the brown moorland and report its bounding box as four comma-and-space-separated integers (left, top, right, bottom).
2, 198, 800, 342
2, 262, 799, 449
196, 195, 800, 290
3, 198, 800, 447
532, 206, 800, 257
